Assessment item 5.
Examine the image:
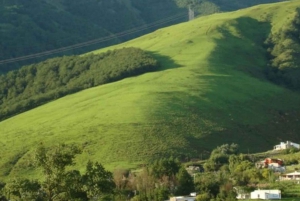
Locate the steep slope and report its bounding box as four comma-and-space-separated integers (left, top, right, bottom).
0, 0, 183, 73
0, 0, 286, 73
1, 1, 300, 179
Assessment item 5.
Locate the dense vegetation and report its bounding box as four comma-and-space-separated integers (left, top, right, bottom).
0, 0, 286, 73
0, 0, 182, 73
0, 47, 159, 121
265, 7, 300, 90
1, 143, 299, 201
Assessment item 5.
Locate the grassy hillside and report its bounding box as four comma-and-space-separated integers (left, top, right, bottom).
1, 1, 300, 180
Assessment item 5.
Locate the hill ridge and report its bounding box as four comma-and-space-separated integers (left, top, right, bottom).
1, 0, 300, 179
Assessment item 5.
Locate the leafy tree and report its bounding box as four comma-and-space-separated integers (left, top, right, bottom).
4, 178, 42, 200
34, 143, 82, 201
82, 161, 115, 200
204, 144, 239, 171
175, 167, 194, 195
150, 158, 181, 179
194, 173, 220, 197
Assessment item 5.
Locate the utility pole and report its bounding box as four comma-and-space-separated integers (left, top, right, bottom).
188, 4, 195, 21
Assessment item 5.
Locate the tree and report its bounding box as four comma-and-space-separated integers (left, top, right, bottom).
82, 161, 116, 200
175, 167, 194, 195
34, 143, 82, 201
4, 178, 42, 200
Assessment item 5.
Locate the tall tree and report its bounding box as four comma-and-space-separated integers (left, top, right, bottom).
175, 167, 194, 195
82, 161, 115, 200
34, 143, 82, 201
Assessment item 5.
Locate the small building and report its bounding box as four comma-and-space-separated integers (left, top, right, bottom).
274, 141, 300, 150
236, 193, 250, 199
280, 171, 300, 181
250, 189, 281, 200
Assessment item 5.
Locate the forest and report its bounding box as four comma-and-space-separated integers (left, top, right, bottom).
0, 47, 159, 121
0, 0, 286, 73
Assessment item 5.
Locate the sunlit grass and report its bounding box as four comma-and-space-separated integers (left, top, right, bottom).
1, 1, 300, 180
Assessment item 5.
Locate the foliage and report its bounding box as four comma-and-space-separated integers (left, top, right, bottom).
265, 8, 300, 90
0, 47, 159, 121
204, 144, 239, 171
0, 0, 182, 72
194, 173, 220, 197
4, 178, 42, 200
35, 143, 83, 200
175, 167, 195, 195
196, 192, 211, 201
4, 143, 115, 201
82, 161, 115, 200
150, 158, 181, 179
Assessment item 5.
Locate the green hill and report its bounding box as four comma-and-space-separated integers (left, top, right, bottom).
0, 0, 286, 73
1, 1, 300, 180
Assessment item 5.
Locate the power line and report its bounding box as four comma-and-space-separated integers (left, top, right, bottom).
0, 12, 187, 66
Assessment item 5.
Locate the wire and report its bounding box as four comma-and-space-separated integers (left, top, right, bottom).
0, 12, 187, 66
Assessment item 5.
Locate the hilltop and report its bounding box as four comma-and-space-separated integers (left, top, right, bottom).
1, 1, 300, 180
0, 0, 285, 73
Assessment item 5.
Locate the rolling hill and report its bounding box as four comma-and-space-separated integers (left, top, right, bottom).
1, 1, 300, 180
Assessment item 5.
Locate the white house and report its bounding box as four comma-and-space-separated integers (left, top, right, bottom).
250, 189, 281, 200
236, 193, 250, 199
274, 141, 300, 150
280, 171, 300, 181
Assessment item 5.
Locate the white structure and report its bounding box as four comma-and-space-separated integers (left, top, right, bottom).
236, 193, 250, 199
170, 196, 196, 201
250, 190, 281, 200
280, 171, 300, 181
274, 141, 300, 150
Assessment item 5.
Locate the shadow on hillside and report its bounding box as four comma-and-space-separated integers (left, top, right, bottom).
146, 51, 182, 71
207, 17, 272, 79
155, 17, 300, 156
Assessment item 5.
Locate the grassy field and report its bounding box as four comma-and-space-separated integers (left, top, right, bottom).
1, 1, 300, 180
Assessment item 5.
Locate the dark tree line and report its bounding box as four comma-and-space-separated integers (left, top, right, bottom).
0, 0, 182, 72
0, 47, 160, 121
0, 0, 287, 72
265, 8, 300, 90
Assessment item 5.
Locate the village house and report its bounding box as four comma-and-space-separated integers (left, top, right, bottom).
236, 192, 250, 199
250, 189, 281, 200
280, 171, 300, 181
274, 141, 300, 150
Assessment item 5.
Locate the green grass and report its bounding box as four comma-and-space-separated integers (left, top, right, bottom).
1, 1, 300, 180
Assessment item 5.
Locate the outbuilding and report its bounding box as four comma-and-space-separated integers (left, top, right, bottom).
250, 189, 281, 200
280, 171, 300, 181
